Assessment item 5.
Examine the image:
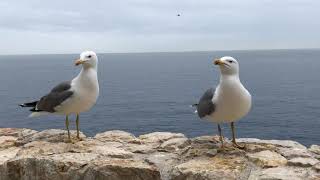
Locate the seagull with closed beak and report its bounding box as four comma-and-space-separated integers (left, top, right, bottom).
193, 56, 251, 149
20, 51, 99, 142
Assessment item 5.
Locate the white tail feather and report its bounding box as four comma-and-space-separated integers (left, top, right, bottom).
28, 112, 48, 118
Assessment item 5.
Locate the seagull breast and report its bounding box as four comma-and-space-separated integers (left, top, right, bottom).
209, 78, 251, 123
55, 68, 99, 114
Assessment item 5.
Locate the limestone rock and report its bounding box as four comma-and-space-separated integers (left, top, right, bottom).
190, 135, 221, 149
288, 157, 319, 167
2, 153, 160, 180
88, 146, 134, 159
0, 147, 20, 164
135, 132, 187, 154
126, 143, 157, 154
278, 147, 312, 159
313, 162, 320, 172
248, 166, 311, 180
75, 138, 123, 153
238, 138, 307, 149
139, 132, 185, 144
94, 130, 140, 144
16, 129, 86, 145
87, 158, 161, 180
160, 137, 190, 152
309, 145, 320, 155
144, 152, 179, 180
0, 136, 17, 149
0, 128, 37, 138
171, 156, 250, 180
244, 143, 277, 153
0, 128, 319, 180
17, 141, 74, 157
247, 150, 287, 168
178, 135, 222, 159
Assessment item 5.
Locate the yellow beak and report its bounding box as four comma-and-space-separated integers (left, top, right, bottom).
75, 59, 85, 66
213, 58, 225, 66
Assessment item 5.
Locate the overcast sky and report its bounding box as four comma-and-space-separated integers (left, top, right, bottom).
0, 0, 319, 54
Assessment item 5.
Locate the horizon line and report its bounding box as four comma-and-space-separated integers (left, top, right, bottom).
0, 47, 319, 56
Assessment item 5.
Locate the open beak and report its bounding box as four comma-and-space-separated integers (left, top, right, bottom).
75, 59, 85, 66
213, 58, 225, 66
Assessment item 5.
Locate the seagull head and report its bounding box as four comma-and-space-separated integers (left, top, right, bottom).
213, 56, 239, 75
75, 51, 98, 69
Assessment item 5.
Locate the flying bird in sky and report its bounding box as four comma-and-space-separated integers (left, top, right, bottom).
193, 56, 252, 149
20, 51, 99, 142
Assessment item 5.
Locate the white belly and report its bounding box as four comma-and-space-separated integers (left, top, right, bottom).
54, 69, 99, 115
207, 83, 252, 123
56, 90, 98, 114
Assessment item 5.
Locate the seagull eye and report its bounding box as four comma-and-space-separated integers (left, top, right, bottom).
228, 60, 233, 63
87, 55, 92, 58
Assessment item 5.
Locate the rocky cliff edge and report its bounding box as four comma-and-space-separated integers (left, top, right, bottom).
0, 128, 319, 180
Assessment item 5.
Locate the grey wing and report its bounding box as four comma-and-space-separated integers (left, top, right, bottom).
51, 81, 72, 92
196, 88, 216, 118
36, 81, 73, 112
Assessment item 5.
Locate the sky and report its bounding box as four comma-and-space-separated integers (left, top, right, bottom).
0, 0, 319, 54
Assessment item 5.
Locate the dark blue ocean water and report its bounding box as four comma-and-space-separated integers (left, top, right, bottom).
0, 49, 319, 146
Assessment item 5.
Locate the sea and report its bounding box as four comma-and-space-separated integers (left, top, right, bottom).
0, 49, 319, 146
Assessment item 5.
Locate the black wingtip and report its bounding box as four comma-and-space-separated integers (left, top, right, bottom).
19, 101, 38, 108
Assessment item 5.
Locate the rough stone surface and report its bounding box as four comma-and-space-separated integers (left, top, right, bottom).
288, 157, 319, 167
0, 136, 17, 149
278, 147, 312, 159
15, 129, 86, 145
0, 128, 319, 180
0, 147, 20, 164
171, 156, 251, 180
94, 130, 139, 144
309, 145, 320, 154
238, 138, 307, 149
248, 166, 312, 180
313, 162, 320, 172
160, 137, 190, 152
0, 128, 37, 138
309, 145, 320, 160
139, 132, 186, 144
247, 150, 287, 168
